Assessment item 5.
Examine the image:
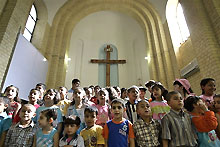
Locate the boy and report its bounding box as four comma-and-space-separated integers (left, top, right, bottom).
35, 83, 46, 106
125, 85, 139, 123
103, 99, 135, 147
4, 104, 37, 147
133, 99, 161, 147
80, 106, 105, 147
68, 79, 80, 93
57, 86, 71, 116
0, 97, 12, 147
28, 89, 41, 109
161, 91, 197, 147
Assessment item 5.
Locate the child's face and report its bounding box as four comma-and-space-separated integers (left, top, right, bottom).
127, 88, 139, 102
173, 84, 183, 93
121, 91, 127, 98
202, 80, 216, 96
36, 85, 45, 95
152, 87, 162, 98
0, 102, 7, 113
98, 91, 108, 105
168, 93, 183, 111
28, 90, 40, 103
214, 97, 220, 110
64, 124, 79, 136
137, 101, 151, 117
111, 103, 124, 120
19, 106, 36, 121
44, 91, 56, 103
38, 113, 50, 127
139, 90, 146, 99
5, 87, 17, 100
59, 87, 67, 98
73, 89, 84, 103
84, 111, 97, 128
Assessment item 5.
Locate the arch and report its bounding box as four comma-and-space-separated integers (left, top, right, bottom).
45, 0, 176, 89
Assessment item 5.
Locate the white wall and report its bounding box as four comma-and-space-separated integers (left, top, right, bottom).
65, 11, 150, 89
2, 34, 48, 100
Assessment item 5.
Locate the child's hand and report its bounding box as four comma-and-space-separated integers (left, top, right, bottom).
197, 101, 209, 112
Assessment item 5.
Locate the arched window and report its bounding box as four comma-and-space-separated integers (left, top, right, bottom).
23, 5, 37, 41
166, 0, 190, 52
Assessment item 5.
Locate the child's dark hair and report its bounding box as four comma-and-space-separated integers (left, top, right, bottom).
29, 88, 41, 95
166, 91, 180, 101
64, 116, 81, 126
36, 83, 46, 90
111, 98, 125, 108
72, 79, 80, 84
84, 106, 98, 116
184, 96, 201, 112
173, 81, 193, 97
41, 109, 57, 121
151, 82, 168, 99
4, 85, 21, 103
200, 78, 215, 94
43, 89, 60, 104
106, 87, 117, 102
97, 88, 108, 104
145, 80, 155, 88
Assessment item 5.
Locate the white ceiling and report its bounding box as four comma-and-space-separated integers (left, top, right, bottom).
43, 0, 168, 25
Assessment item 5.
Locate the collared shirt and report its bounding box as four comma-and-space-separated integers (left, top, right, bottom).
133, 118, 161, 147
161, 109, 197, 147
125, 101, 138, 123
4, 121, 36, 147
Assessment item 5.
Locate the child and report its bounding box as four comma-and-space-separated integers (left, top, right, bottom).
59, 116, 84, 146
95, 88, 110, 127
125, 85, 139, 123
120, 88, 127, 100
184, 96, 220, 146
150, 82, 170, 121
0, 97, 12, 147
173, 79, 194, 99
139, 87, 148, 100
90, 85, 101, 105
103, 99, 135, 147
67, 87, 87, 134
4, 104, 37, 147
34, 109, 59, 147
4, 85, 21, 118
34, 89, 63, 134
161, 91, 197, 147
35, 83, 47, 106
133, 99, 161, 147
200, 78, 216, 108
80, 106, 105, 147
145, 80, 156, 101
213, 94, 220, 139
57, 86, 71, 116
69, 78, 81, 93
12, 88, 41, 124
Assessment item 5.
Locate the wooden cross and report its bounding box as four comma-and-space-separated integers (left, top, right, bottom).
91, 45, 126, 86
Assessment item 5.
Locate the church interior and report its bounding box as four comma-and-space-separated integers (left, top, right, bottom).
0, 0, 220, 96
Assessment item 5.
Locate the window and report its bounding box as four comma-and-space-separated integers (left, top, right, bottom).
23, 5, 37, 41
166, 0, 190, 52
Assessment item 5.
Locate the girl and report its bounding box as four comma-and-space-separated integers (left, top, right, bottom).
94, 88, 110, 127
150, 82, 170, 121
213, 94, 220, 139
34, 89, 63, 135
184, 96, 220, 147
200, 78, 216, 108
173, 79, 194, 100
34, 109, 59, 147
59, 116, 84, 147
66, 87, 86, 134
4, 85, 21, 119
120, 88, 127, 100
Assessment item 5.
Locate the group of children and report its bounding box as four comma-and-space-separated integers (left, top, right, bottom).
0, 77, 220, 147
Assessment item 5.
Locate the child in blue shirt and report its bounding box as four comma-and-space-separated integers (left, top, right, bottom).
103, 99, 135, 147
0, 97, 12, 146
